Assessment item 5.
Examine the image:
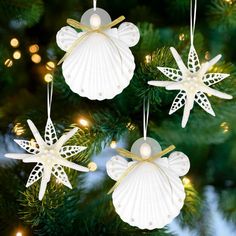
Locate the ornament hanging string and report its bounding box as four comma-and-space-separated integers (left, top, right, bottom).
93, 0, 97, 11
47, 81, 53, 119
190, 0, 197, 45
143, 98, 150, 140
57, 16, 125, 65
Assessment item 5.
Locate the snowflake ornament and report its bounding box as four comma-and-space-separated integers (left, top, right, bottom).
5, 118, 89, 200
148, 45, 233, 127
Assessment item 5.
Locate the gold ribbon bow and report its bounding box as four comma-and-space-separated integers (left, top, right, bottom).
57, 16, 125, 65
108, 145, 176, 194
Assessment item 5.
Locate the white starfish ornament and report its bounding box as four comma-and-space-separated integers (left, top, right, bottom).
5, 118, 89, 200
148, 45, 233, 127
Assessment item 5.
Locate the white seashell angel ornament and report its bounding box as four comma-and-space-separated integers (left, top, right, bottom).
56, 0, 140, 100
106, 100, 190, 229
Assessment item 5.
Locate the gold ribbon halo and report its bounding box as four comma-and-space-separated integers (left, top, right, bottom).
107, 145, 176, 194
57, 16, 125, 65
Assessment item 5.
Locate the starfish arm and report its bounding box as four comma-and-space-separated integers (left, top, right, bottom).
157, 67, 183, 81
200, 62, 209, 77
195, 91, 215, 116
186, 92, 196, 110
60, 145, 87, 159
56, 127, 78, 150
166, 82, 185, 91
148, 81, 174, 87
200, 54, 222, 76
27, 120, 45, 147
52, 164, 72, 189
44, 118, 58, 146
169, 91, 187, 115
181, 92, 195, 128
23, 156, 40, 163
5, 153, 33, 160
170, 47, 188, 73
38, 167, 51, 200
26, 163, 44, 187
208, 54, 222, 67
57, 158, 89, 172
182, 104, 191, 128
39, 177, 47, 200
200, 85, 233, 100
14, 139, 39, 154
188, 45, 200, 73
203, 73, 230, 86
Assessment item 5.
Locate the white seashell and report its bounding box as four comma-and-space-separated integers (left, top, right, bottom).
168, 151, 190, 176
118, 22, 140, 47
56, 20, 140, 100
56, 26, 84, 51
106, 155, 129, 181
60, 30, 136, 100
106, 153, 190, 230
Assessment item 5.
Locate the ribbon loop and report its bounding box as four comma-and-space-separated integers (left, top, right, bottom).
116, 145, 175, 163
148, 145, 176, 161
67, 18, 91, 31
99, 16, 125, 31
57, 32, 91, 65
116, 148, 143, 162
107, 162, 141, 195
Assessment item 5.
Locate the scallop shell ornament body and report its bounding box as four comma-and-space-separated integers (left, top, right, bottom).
106, 137, 190, 230
56, 8, 140, 100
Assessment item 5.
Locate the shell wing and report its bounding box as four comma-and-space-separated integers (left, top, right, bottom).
112, 161, 186, 230
62, 30, 135, 100
106, 155, 133, 181
56, 26, 84, 51
168, 151, 190, 176
117, 22, 140, 47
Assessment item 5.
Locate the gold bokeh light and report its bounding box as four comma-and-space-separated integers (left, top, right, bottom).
13, 50, 21, 60
4, 59, 13, 67
10, 38, 19, 48
44, 73, 53, 83
31, 54, 41, 64
29, 44, 39, 53
88, 162, 97, 171
46, 61, 56, 71
78, 118, 89, 127
110, 140, 117, 149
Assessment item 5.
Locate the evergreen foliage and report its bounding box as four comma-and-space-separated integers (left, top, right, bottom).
0, 0, 236, 235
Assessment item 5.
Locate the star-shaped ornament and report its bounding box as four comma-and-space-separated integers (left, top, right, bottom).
148, 45, 233, 127
5, 118, 89, 200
